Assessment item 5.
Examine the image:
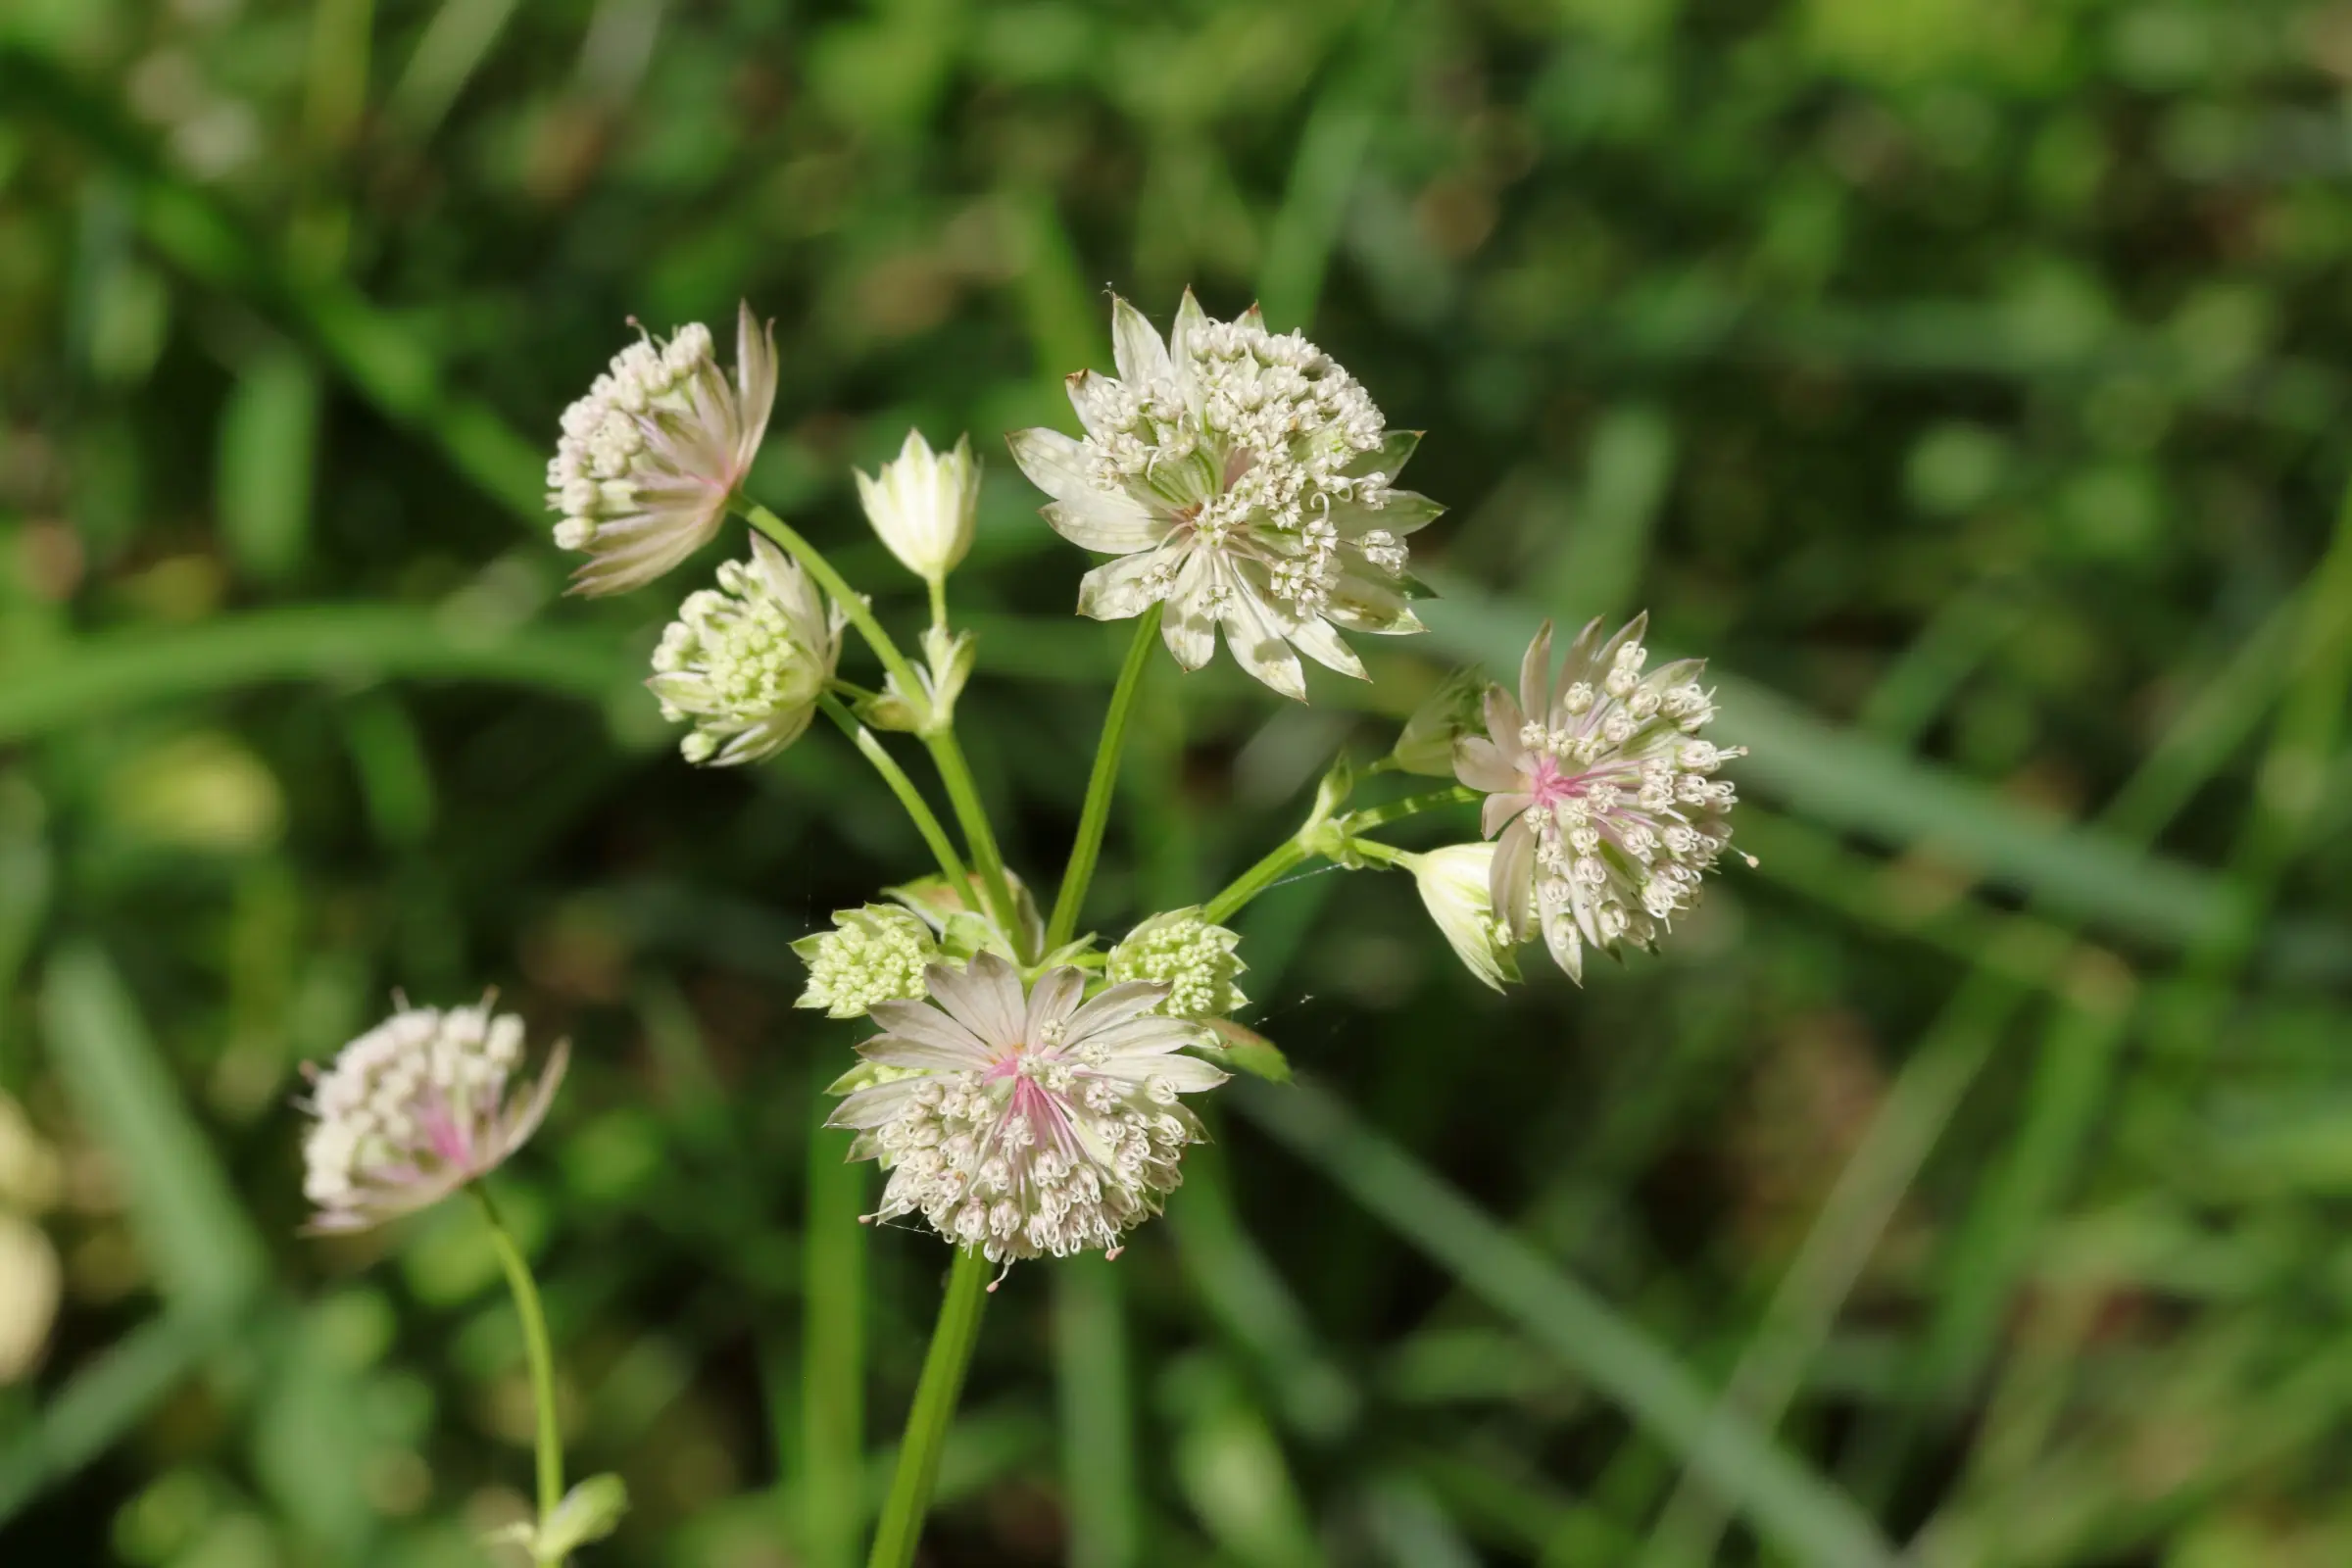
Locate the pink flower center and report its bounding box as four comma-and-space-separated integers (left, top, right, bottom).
1529, 754, 1583, 811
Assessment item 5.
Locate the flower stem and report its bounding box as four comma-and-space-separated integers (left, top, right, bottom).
867, 1247, 993, 1568
922, 733, 1028, 958
1046, 606, 1162, 952
741, 503, 1024, 946
818, 694, 969, 891
1201, 839, 1309, 925
473, 1185, 564, 1563
927, 576, 949, 635
1345, 784, 1480, 831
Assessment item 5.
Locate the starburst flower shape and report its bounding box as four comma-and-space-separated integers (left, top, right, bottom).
1453, 614, 1745, 982
300, 1000, 567, 1235
827, 952, 1228, 1265
1008, 291, 1441, 701
649, 535, 845, 765
547, 302, 777, 596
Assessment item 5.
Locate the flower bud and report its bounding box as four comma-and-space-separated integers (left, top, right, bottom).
648, 536, 845, 766
857, 429, 979, 587
1391, 665, 1489, 777
1107, 908, 1247, 1020
792, 906, 940, 1019
1404, 844, 1521, 992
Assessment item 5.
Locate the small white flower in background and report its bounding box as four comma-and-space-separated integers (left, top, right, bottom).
0, 1094, 61, 1383
828, 952, 1228, 1266
1454, 614, 1745, 982
1008, 291, 1441, 702
794, 905, 941, 1019
1402, 843, 1521, 992
547, 301, 777, 597
300, 1000, 567, 1234
857, 429, 980, 588
649, 535, 845, 766
1106, 908, 1247, 1020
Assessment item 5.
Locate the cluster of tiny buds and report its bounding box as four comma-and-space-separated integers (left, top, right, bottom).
873, 1072, 1194, 1264
1081, 309, 1399, 614
794, 906, 937, 1019
1105, 911, 1247, 1021
547, 322, 715, 551
647, 542, 835, 765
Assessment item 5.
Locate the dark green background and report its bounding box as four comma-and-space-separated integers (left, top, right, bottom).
2, 0, 2348, 1563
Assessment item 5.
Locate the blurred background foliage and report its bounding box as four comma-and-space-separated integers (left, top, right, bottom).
1, 0, 2349, 1563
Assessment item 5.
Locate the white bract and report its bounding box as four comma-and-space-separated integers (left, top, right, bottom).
828, 952, 1228, 1264
548, 302, 777, 596
649, 536, 844, 765
1454, 614, 1745, 982
857, 429, 980, 587
1008, 291, 1440, 701
300, 1001, 566, 1234
1403, 843, 1521, 992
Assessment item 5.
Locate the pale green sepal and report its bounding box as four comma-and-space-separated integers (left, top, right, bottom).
1198, 1019, 1293, 1084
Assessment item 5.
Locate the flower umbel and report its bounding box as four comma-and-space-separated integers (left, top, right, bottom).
794, 905, 941, 1019
1106, 908, 1247, 1020
1403, 843, 1521, 992
547, 301, 778, 596
858, 429, 980, 588
1454, 614, 1744, 982
650, 535, 845, 765
300, 1000, 566, 1234
1009, 291, 1441, 701
828, 952, 1228, 1265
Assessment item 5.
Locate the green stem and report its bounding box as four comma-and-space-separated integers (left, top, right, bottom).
473, 1185, 564, 1563
867, 1248, 993, 1568
1201, 839, 1310, 926
818, 695, 968, 891
1046, 607, 1163, 951
1346, 784, 1479, 832
740, 503, 1024, 946
1348, 838, 1411, 867
927, 576, 949, 635
923, 733, 1027, 957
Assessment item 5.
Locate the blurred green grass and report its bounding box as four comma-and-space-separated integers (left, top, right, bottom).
2, 1, 2349, 1565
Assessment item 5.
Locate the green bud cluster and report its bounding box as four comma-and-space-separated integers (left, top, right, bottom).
1107, 908, 1247, 1020
793, 906, 938, 1019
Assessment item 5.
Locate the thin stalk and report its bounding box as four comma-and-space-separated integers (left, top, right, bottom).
867, 1247, 993, 1568
922, 734, 1027, 957
740, 503, 1023, 944
1201, 840, 1310, 926
818, 695, 968, 891
473, 1185, 563, 1562
1046, 607, 1163, 951
1347, 784, 1479, 831
927, 577, 949, 634
804, 1055, 867, 1568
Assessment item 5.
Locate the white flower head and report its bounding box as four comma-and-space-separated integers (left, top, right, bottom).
1106, 908, 1247, 1020
827, 952, 1229, 1266
300, 1000, 566, 1234
1454, 614, 1745, 982
649, 535, 846, 766
1008, 291, 1442, 702
547, 301, 778, 597
1404, 843, 1522, 992
793, 905, 941, 1019
857, 428, 980, 587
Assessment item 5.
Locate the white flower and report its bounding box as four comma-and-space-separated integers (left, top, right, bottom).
1403, 843, 1521, 992
1008, 291, 1441, 702
547, 301, 777, 597
1105, 908, 1247, 1020
300, 1000, 566, 1234
648, 535, 845, 766
827, 952, 1228, 1265
857, 429, 980, 587
793, 905, 940, 1019
1453, 614, 1745, 982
